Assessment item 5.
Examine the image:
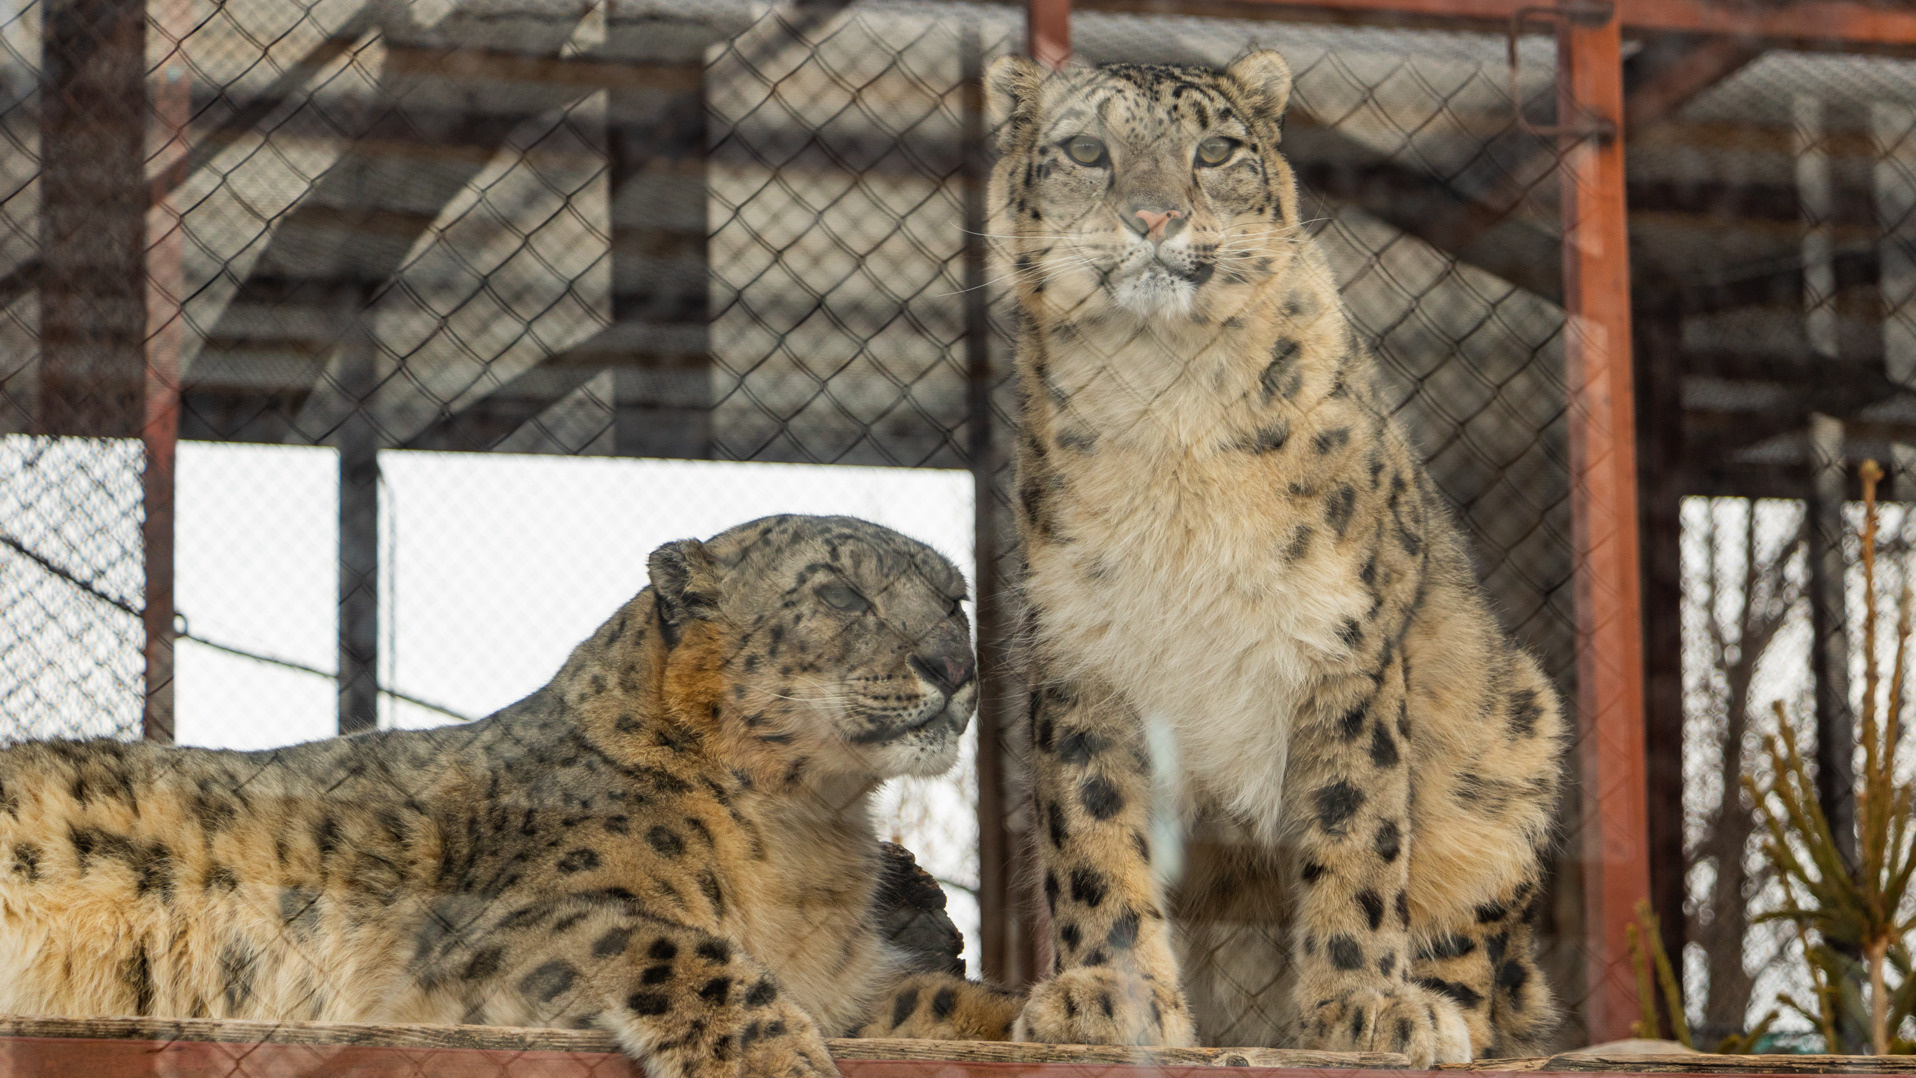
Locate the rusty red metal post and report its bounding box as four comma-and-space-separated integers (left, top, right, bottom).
965, 18, 1019, 987
1029, 0, 1070, 69
1170, 0, 1916, 51
143, 0, 190, 745
1557, 7, 1651, 1045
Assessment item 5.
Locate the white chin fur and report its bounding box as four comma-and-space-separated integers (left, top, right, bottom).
888, 730, 961, 778
848, 712, 963, 779
1112, 268, 1195, 318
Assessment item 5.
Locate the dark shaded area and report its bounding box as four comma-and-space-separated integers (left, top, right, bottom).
875, 841, 966, 978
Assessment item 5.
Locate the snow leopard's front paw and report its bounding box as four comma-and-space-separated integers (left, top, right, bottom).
733, 1002, 839, 1078
1014, 967, 1195, 1047
1299, 983, 1471, 1067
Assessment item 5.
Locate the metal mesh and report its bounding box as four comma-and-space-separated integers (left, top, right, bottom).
1677, 490, 1916, 1051
0, 0, 1588, 1047
1047, 11, 1580, 1048
10, 0, 1913, 1060
0, 435, 146, 741
1655, 49, 1916, 1053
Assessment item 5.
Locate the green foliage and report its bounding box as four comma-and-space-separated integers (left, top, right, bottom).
1742, 461, 1916, 1055
1629, 899, 1779, 1053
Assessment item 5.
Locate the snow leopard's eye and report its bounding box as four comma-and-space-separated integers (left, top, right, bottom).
1063, 135, 1109, 167
1195, 136, 1238, 167
818, 582, 871, 614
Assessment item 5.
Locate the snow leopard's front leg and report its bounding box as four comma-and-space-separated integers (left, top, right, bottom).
856, 972, 1022, 1040
1286, 660, 1469, 1067
1014, 675, 1196, 1047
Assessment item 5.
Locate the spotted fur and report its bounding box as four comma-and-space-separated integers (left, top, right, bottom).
987, 53, 1567, 1064
0, 516, 1018, 1078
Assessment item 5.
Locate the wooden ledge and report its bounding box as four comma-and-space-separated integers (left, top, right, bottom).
11, 1018, 1911, 1076
1441, 1055, 1916, 1074
0, 1016, 1407, 1074
837, 1038, 1406, 1069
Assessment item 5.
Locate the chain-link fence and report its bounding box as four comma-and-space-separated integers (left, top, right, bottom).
1648, 50, 1916, 1054
4, 0, 1915, 1061
1677, 485, 1916, 1052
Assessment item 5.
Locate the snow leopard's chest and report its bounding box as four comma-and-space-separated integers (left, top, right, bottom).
1024, 444, 1373, 833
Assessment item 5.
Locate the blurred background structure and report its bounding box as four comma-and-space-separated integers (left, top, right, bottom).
5, 0, 1916, 1053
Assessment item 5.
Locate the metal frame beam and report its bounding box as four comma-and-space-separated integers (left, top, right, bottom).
1030, 0, 1070, 68
1631, 301, 1687, 1019
1556, 8, 1650, 1045
144, 2, 190, 744
1065, 0, 1916, 53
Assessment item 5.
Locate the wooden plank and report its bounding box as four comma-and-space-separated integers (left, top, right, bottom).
0, 1018, 1407, 1069
1056, 0, 1916, 51
10, 1020, 1916, 1075
0, 1037, 1407, 1078
837, 1040, 1404, 1067
0, 1036, 635, 1078
1445, 1055, 1916, 1073
35, 0, 149, 438
1621, 36, 1763, 134
1556, 5, 1651, 1047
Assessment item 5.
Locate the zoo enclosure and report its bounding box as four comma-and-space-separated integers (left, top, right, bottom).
5, 0, 1916, 1053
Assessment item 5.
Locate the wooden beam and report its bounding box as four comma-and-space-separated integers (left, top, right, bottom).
1621, 35, 1763, 133
1666, 249, 1878, 317
35, 0, 148, 437
182, 20, 597, 446
607, 59, 711, 460
1060, 0, 1916, 52
1630, 303, 1687, 1013
1556, 7, 1650, 1046
13, 1017, 1916, 1073
1030, 0, 1070, 68
1284, 118, 1564, 297
1446, 1051, 1916, 1072
0, 1017, 1407, 1070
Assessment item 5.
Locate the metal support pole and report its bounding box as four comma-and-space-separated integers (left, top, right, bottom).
1876, 102, 1916, 390
36, 0, 147, 439
1800, 96, 1859, 877
1557, 7, 1651, 1045
1028, 0, 1068, 69
1634, 304, 1687, 999
337, 294, 381, 736
142, 17, 190, 745
609, 62, 711, 460
963, 22, 1028, 987
1806, 412, 1867, 1053
1807, 417, 1857, 863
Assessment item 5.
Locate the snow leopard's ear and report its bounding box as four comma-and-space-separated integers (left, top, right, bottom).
986, 54, 1047, 153
1225, 50, 1293, 140
648, 538, 721, 646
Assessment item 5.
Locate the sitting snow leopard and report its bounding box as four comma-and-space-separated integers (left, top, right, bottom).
0, 515, 1018, 1078
987, 52, 1568, 1064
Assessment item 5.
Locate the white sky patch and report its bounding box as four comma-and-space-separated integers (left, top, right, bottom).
4, 436, 983, 972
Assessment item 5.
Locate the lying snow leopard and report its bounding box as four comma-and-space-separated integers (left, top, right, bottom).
0, 515, 1017, 1078
988, 52, 1568, 1064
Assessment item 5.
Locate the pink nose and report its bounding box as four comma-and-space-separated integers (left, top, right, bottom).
944, 655, 974, 689
1133, 208, 1181, 239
